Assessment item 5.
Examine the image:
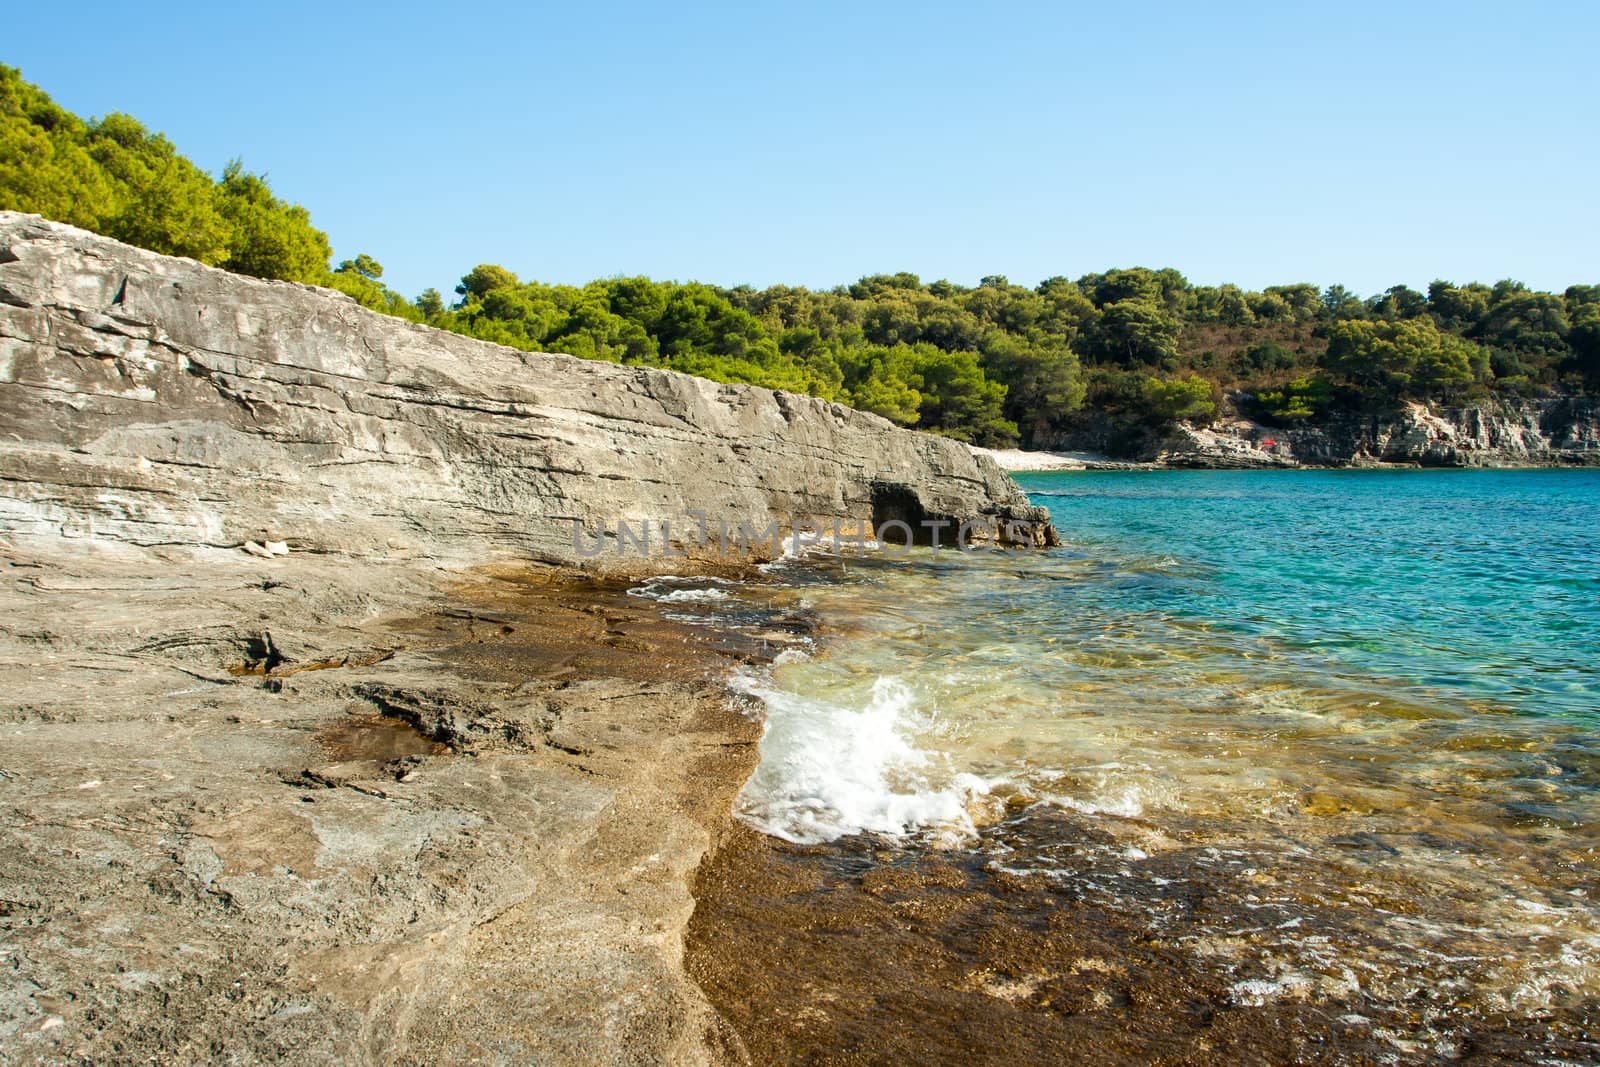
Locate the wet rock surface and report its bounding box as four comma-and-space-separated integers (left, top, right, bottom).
689, 817, 1600, 1066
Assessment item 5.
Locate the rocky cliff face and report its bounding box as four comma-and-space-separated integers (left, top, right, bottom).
1287, 398, 1600, 467
1155, 399, 1600, 469
0, 215, 1052, 1065
0, 212, 1052, 567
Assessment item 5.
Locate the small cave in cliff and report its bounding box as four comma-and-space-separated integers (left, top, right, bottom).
869, 483, 953, 546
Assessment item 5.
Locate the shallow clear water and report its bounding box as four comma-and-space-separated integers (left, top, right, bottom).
720, 469, 1600, 1052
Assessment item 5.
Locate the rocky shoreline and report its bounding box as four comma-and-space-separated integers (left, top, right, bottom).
978, 397, 1600, 473
0, 214, 1054, 1064
1, 537, 772, 1063
3, 211, 1593, 1063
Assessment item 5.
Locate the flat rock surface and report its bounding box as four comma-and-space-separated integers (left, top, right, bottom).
0, 535, 765, 1065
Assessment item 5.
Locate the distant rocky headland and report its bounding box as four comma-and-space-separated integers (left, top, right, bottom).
0, 214, 1050, 1063
981, 397, 1600, 471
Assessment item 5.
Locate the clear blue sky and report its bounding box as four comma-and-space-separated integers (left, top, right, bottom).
7, 1, 1596, 300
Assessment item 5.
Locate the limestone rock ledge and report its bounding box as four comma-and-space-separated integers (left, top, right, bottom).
0, 212, 1052, 565
0, 214, 1053, 1065
0, 545, 763, 1065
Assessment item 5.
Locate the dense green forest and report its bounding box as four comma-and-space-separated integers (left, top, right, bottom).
4, 65, 1596, 449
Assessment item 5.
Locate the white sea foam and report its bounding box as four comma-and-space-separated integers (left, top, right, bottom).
757, 530, 884, 573
1228, 973, 1314, 1006
732, 670, 991, 845
756, 533, 829, 573
1049, 786, 1151, 819
1036, 762, 1180, 819
661, 611, 717, 625
657, 587, 730, 603
626, 577, 735, 603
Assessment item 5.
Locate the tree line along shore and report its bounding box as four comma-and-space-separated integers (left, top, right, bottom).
5, 64, 1595, 451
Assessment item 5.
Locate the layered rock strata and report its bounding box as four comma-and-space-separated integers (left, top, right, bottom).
0, 214, 1054, 1064
0, 212, 1053, 565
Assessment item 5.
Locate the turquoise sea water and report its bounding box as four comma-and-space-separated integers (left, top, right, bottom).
730, 469, 1600, 840
1024, 468, 1599, 725
681, 468, 1600, 1054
